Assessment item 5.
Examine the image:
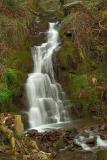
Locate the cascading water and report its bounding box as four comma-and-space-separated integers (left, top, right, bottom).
26, 23, 71, 129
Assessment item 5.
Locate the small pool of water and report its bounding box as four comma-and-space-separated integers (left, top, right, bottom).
27, 117, 106, 132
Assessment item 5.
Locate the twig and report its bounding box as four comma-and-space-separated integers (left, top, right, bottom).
99, 20, 107, 31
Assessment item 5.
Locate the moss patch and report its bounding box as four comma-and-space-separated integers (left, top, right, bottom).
69, 74, 100, 107
59, 37, 73, 68
0, 85, 10, 103
97, 150, 107, 160
0, 46, 32, 112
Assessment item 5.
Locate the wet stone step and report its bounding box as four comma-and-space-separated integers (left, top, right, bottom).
62, 100, 72, 106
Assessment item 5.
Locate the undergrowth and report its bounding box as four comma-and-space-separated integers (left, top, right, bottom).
0, 0, 34, 111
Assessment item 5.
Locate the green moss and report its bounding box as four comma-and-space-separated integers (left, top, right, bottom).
59, 55, 107, 115
63, 14, 71, 24
77, 57, 107, 83
4, 47, 32, 74
59, 37, 72, 68
5, 47, 32, 95
70, 74, 89, 89
0, 68, 23, 111
59, 31, 107, 116
97, 150, 107, 160
93, 64, 107, 83
70, 74, 89, 98
5, 69, 23, 96
0, 46, 32, 111
0, 85, 10, 103
5, 69, 18, 84
66, 73, 101, 112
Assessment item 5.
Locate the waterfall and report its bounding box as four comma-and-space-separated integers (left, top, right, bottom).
26, 23, 71, 129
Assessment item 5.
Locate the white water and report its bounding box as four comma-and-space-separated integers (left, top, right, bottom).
97, 136, 107, 147
75, 132, 107, 151
26, 23, 71, 129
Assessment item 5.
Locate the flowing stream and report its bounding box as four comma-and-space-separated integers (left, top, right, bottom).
26, 23, 71, 129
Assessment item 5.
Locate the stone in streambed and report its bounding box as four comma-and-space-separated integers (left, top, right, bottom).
100, 124, 107, 131
53, 135, 64, 151
14, 115, 24, 135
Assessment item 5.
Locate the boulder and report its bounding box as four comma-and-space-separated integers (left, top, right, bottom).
14, 115, 24, 136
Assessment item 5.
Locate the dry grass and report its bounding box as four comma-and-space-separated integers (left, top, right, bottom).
0, 0, 33, 57
0, 15, 29, 47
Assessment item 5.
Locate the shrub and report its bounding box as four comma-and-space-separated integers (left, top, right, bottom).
4, 68, 24, 97
5, 69, 18, 84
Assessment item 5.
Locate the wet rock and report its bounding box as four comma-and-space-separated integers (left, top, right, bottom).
80, 131, 90, 138
53, 135, 64, 151
26, 123, 107, 158
100, 134, 107, 140
97, 124, 107, 140
74, 130, 97, 150
0, 131, 8, 145
14, 115, 24, 135
59, 144, 74, 152
100, 124, 107, 131
5, 118, 14, 129
63, 128, 78, 146
85, 137, 96, 146
27, 129, 38, 138
0, 113, 14, 128
30, 15, 49, 46
70, 104, 83, 119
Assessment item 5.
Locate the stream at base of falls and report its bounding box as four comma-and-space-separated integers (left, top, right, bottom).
26, 22, 71, 130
